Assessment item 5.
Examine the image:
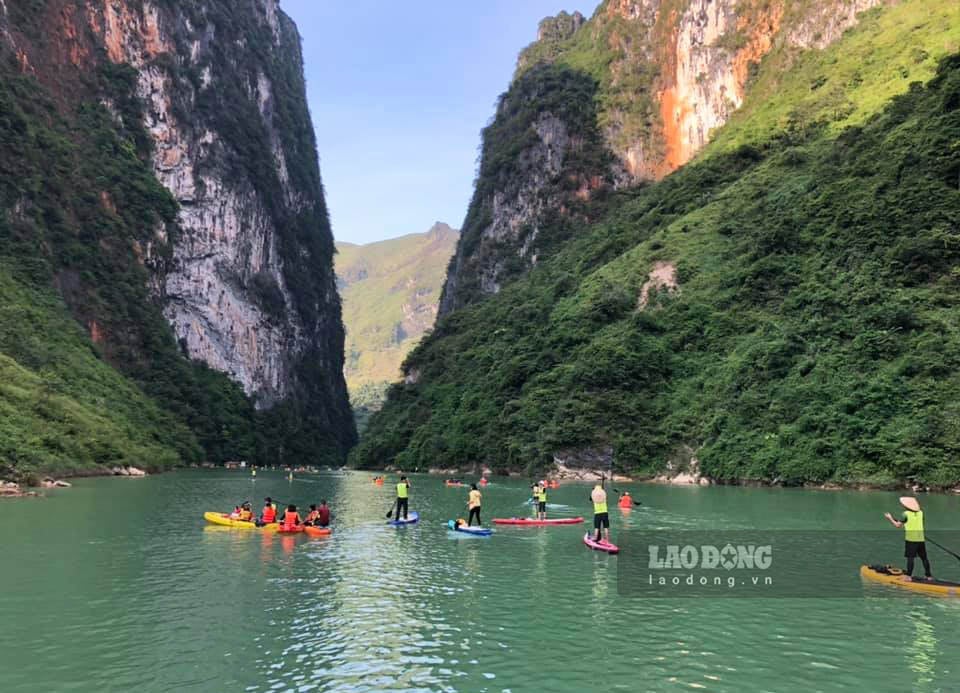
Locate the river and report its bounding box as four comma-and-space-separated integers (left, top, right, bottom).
0, 470, 957, 692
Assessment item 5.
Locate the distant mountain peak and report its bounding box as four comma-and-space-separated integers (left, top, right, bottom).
427, 222, 457, 240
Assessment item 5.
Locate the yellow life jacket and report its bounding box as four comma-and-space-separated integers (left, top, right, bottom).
903, 510, 924, 542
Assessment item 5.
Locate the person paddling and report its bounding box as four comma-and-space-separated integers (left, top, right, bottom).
281, 504, 301, 530
885, 496, 933, 581
467, 483, 482, 526
258, 497, 278, 526
316, 499, 331, 527
396, 475, 411, 521
618, 491, 633, 509
304, 504, 321, 525
591, 483, 610, 544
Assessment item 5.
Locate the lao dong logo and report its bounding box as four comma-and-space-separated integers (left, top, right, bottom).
647, 543, 773, 571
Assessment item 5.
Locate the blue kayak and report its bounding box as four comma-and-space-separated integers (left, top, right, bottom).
388, 511, 419, 526
447, 520, 493, 536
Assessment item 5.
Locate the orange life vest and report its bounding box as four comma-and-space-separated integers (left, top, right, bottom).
284, 510, 299, 525
262, 506, 277, 523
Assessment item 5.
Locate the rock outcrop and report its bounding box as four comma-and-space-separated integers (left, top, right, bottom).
439, 0, 887, 314
0, 0, 355, 462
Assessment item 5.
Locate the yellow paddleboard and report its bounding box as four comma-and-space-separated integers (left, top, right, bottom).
860, 565, 960, 597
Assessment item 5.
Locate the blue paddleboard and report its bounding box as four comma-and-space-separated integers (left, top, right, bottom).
447, 520, 493, 536
388, 511, 419, 526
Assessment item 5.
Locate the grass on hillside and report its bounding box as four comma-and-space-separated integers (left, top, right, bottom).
0, 266, 184, 481
355, 38, 960, 488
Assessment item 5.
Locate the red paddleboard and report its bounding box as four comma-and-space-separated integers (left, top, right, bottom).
583, 533, 619, 554
303, 526, 331, 537
492, 517, 584, 526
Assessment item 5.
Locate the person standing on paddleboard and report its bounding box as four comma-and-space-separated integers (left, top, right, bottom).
591, 484, 610, 544
536, 482, 547, 521
885, 496, 933, 581
467, 484, 482, 526
396, 476, 411, 521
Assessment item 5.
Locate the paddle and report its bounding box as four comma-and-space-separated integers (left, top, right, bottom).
927, 536, 960, 563
612, 488, 642, 506
386, 498, 397, 519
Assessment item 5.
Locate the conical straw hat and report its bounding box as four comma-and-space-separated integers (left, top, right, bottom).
899, 496, 921, 512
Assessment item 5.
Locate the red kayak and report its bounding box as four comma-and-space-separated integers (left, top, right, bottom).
303, 525, 331, 537
493, 517, 584, 526
277, 524, 304, 534
583, 533, 619, 554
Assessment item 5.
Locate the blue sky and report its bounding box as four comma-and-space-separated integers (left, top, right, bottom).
282, 1, 594, 245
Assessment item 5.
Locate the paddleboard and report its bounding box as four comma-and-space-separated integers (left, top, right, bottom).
583, 533, 619, 554
493, 517, 584, 526
447, 520, 493, 536
388, 511, 419, 526
860, 565, 959, 597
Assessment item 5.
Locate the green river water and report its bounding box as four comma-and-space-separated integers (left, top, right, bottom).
0, 470, 958, 692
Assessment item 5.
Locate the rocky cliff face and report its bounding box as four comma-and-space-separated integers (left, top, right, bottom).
0, 0, 355, 461
439, 0, 887, 314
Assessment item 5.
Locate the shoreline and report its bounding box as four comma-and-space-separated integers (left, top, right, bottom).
0, 465, 148, 498
376, 465, 960, 495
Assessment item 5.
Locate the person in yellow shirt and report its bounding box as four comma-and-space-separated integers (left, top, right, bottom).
238, 502, 253, 522
467, 484, 482, 526
396, 475, 410, 520
591, 484, 610, 544
885, 496, 933, 581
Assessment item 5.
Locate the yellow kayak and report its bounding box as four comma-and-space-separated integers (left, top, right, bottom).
203, 511, 278, 532
860, 565, 960, 597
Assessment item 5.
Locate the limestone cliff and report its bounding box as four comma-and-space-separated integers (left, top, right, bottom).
440, 0, 888, 314
0, 0, 355, 463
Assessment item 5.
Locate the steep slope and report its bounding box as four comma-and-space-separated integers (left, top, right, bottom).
355, 0, 960, 488
439, 0, 893, 315
0, 0, 354, 478
336, 223, 458, 408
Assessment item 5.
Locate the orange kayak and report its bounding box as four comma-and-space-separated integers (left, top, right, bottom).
304, 526, 332, 537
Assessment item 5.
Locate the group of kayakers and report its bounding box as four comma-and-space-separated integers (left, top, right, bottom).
249, 497, 331, 529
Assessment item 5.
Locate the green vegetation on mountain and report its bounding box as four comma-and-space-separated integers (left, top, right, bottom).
336, 223, 458, 427
355, 1, 960, 488
0, 3, 352, 481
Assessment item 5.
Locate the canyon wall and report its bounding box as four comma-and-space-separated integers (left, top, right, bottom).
440, 0, 887, 314
0, 0, 355, 462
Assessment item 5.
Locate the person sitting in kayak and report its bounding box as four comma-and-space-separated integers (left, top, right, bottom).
591, 484, 610, 544
316, 499, 331, 527
229, 505, 242, 519
258, 497, 278, 526
396, 476, 410, 520
885, 496, 933, 581
304, 504, 321, 525
238, 502, 253, 522
281, 504, 301, 530
618, 491, 633, 509
467, 484, 482, 526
